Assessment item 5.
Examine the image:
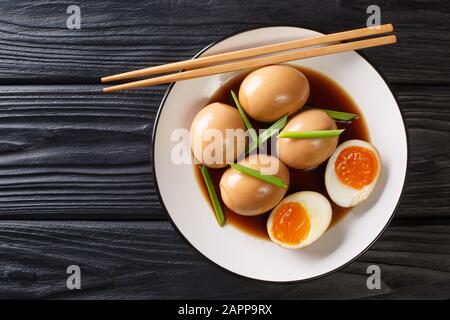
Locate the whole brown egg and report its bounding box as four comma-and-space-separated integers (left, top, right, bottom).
190, 102, 246, 168
238, 65, 310, 123
220, 154, 289, 216
277, 109, 338, 169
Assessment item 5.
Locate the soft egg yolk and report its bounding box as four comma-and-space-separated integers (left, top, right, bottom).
271, 202, 311, 245
335, 146, 378, 190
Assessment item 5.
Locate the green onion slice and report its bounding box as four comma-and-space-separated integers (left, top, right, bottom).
200, 165, 225, 226
278, 129, 345, 139
321, 109, 358, 121
229, 163, 287, 189
247, 114, 288, 154
231, 90, 258, 145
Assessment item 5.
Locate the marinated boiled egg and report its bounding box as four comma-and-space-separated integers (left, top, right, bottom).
277, 109, 339, 169
238, 65, 310, 122
190, 102, 246, 168
325, 140, 381, 207
220, 154, 289, 216
267, 191, 332, 249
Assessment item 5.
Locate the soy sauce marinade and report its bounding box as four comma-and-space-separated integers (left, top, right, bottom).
195, 66, 370, 240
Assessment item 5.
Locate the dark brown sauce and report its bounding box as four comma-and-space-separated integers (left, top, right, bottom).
194, 66, 370, 240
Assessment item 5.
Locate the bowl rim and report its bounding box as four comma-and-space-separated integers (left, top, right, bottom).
151, 25, 410, 284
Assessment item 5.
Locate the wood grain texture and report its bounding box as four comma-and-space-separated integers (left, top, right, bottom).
0, 0, 448, 85
0, 85, 160, 218
0, 221, 448, 299
0, 0, 449, 300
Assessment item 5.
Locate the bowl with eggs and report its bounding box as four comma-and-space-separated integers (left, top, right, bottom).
152, 26, 408, 282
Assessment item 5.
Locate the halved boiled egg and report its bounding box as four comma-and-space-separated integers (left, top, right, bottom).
267, 191, 332, 249
325, 139, 381, 207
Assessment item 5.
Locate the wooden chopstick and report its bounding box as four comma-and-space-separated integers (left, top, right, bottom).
103, 34, 396, 93
102, 24, 393, 83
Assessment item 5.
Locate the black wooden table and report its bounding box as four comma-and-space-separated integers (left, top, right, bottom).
0, 0, 449, 299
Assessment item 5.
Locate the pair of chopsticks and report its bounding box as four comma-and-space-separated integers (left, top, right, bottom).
102, 24, 396, 93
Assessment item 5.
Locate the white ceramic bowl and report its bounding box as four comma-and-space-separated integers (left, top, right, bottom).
152, 27, 408, 282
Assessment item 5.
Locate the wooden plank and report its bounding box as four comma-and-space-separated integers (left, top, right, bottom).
0, 0, 448, 85
0, 85, 160, 218
395, 86, 450, 222
0, 221, 448, 299
0, 0, 447, 302
0, 84, 448, 220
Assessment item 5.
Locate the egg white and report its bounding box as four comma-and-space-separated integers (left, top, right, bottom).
325, 139, 381, 208
267, 191, 332, 249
